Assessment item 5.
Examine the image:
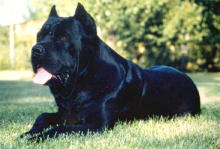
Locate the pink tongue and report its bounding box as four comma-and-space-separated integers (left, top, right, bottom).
33, 67, 53, 85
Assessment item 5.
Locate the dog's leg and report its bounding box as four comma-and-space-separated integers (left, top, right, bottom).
27, 103, 118, 142
27, 123, 103, 142
28, 114, 117, 142
20, 112, 63, 138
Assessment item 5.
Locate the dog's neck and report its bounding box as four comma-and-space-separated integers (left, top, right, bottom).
50, 37, 128, 101
78, 37, 129, 78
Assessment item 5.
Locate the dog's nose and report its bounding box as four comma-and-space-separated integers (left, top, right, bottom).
32, 45, 45, 56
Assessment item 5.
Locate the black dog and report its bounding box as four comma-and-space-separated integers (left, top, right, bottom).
21, 3, 200, 141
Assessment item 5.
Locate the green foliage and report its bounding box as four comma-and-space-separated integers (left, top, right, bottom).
0, 0, 219, 71
30, 0, 79, 19
0, 26, 9, 45
0, 26, 10, 69
0, 26, 32, 70
14, 44, 32, 70
0, 44, 10, 70
194, 0, 220, 71
86, 0, 212, 71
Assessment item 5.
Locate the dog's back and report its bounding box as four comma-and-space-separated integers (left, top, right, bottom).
96, 41, 201, 119
136, 65, 201, 117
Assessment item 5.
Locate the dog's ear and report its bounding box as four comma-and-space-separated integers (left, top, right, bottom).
49, 5, 58, 17
74, 3, 97, 36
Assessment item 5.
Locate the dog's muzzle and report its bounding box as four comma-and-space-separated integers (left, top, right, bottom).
32, 45, 46, 57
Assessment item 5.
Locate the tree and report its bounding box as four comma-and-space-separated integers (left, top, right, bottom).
194, 0, 220, 71
1, 0, 217, 71
87, 0, 206, 71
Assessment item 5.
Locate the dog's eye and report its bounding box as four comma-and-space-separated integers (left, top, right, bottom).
60, 36, 67, 41
38, 35, 43, 40
69, 46, 75, 56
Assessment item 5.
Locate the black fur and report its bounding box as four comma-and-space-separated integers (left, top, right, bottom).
21, 3, 200, 142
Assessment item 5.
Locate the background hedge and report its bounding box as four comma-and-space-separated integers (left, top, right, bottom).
0, 0, 219, 71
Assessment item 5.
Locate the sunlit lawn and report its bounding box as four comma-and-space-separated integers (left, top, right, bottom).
0, 71, 219, 149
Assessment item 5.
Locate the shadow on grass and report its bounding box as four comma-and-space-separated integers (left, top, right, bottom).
189, 73, 220, 88
0, 80, 55, 125
0, 101, 56, 126
201, 102, 220, 122
0, 80, 219, 120
189, 73, 220, 83
0, 98, 219, 130
189, 73, 220, 98
0, 80, 51, 101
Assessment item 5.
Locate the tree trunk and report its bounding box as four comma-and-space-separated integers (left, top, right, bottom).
9, 24, 15, 69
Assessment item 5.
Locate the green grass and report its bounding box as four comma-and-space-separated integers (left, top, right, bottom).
0, 71, 219, 149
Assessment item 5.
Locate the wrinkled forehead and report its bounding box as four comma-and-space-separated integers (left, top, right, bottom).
41, 17, 64, 31
39, 17, 81, 35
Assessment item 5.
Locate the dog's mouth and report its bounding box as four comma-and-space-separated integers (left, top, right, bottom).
33, 67, 70, 85
33, 67, 55, 85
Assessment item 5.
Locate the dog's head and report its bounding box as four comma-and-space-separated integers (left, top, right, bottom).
31, 3, 97, 86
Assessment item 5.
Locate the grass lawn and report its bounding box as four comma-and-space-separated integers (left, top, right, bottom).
0, 71, 219, 149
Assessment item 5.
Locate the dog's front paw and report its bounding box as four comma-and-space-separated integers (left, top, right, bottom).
20, 131, 32, 139
27, 134, 45, 143
26, 128, 60, 142
19, 133, 26, 139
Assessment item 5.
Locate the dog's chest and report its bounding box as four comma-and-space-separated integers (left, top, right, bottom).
57, 91, 93, 125
57, 100, 78, 124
